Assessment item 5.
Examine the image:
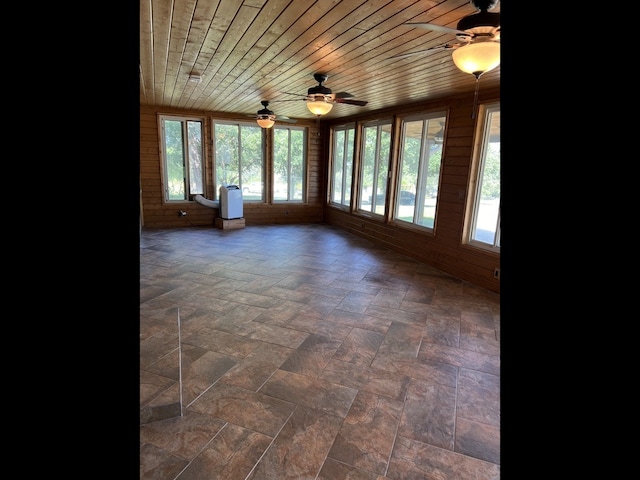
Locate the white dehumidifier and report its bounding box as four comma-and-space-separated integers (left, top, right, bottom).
219, 185, 243, 219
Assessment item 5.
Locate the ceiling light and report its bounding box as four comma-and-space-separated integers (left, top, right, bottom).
256, 101, 276, 128
451, 41, 500, 78
188, 73, 202, 83
256, 116, 275, 129
306, 95, 333, 116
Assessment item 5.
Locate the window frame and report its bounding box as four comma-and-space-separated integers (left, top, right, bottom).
329, 123, 356, 208
357, 118, 393, 216
394, 111, 447, 231
158, 114, 205, 203
464, 101, 500, 253
273, 125, 307, 203
212, 120, 265, 202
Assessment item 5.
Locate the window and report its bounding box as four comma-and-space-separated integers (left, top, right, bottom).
466, 102, 500, 252
213, 121, 264, 201
273, 126, 306, 202
330, 124, 355, 206
395, 112, 446, 230
358, 120, 392, 215
159, 115, 204, 202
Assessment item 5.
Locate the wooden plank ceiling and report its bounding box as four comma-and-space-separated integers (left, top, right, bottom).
139, 0, 500, 122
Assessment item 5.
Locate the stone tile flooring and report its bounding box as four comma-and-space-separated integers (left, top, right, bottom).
140, 224, 500, 479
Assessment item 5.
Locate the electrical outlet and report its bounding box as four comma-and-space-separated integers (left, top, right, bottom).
493, 268, 500, 279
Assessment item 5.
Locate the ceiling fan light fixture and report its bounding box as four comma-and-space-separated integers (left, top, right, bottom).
306, 96, 333, 116
451, 41, 500, 78
256, 101, 276, 128
256, 116, 275, 128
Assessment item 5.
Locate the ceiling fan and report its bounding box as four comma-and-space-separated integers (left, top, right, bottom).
392, 0, 500, 78
284, 73, 368, 116
247, 100, 297, 128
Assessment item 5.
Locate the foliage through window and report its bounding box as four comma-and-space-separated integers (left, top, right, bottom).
358, 120, 392, 215
330, 124, 355, 206
159, 115, 204, 202
273, 126, 306, 202
466, 102, 500, 251
213, 121, 264, 201
395, 113, 446, 229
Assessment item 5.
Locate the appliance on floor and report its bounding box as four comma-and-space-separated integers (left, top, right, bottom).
219, 185, 243, 219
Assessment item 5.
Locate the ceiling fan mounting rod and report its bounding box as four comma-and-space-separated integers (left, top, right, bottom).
309, 74, 332, 96
313, 73, 329, 85
457, 11, 500, 31
257, 100, 274, 117
471, 0, 498, 11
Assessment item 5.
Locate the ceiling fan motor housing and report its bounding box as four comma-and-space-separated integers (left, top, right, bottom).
308, 86, 332, 96
308, 73, 332, 96
456, 11, 500, 31
257, 101, 274, 118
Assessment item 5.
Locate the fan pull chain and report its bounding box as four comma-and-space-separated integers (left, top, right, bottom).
472, 77, 480, 119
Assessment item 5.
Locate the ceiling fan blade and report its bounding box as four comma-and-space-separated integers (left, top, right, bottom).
247, 113, 297, 124
404, 22, 469, 36
281, 75, 367, 107
333, 98, 368, 106
277, 116, 297, 123
390, 43, 458, 59
275, 96, 307, 102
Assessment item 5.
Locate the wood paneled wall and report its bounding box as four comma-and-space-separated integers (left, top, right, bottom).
140, 86, 500, 293
323, 87, 500, 293
140, 106, 324, 228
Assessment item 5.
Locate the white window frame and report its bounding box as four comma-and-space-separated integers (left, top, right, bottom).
395, 111, 447, 231
329, 123, 356, 207
465, 101, 500, 252
358, 119, 393, 215
158, 115, 205, 203
273, 125, 307, 202
212, 120, 265, 202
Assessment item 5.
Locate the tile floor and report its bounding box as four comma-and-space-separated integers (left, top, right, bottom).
140, 223, 500, 479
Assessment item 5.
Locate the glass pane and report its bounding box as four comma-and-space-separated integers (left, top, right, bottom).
332, 130, 345, 203
187, 121, 203, 195
290, 129, 304, 201
472, 108, 500, 245
273, 128, 305, 202
273, 129, 287, 200
360, 126, 377, 213
359, 123, 391, 215
240, 125, 263, 200
416, 119, 444, 228
164, 120, 185, 200
344, 129, 353, 207
397, 116, 445, 228
376, 125, 391, 215
330, 126, 355, 206
215, 124, 240, 195
397, 120, 422, 222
